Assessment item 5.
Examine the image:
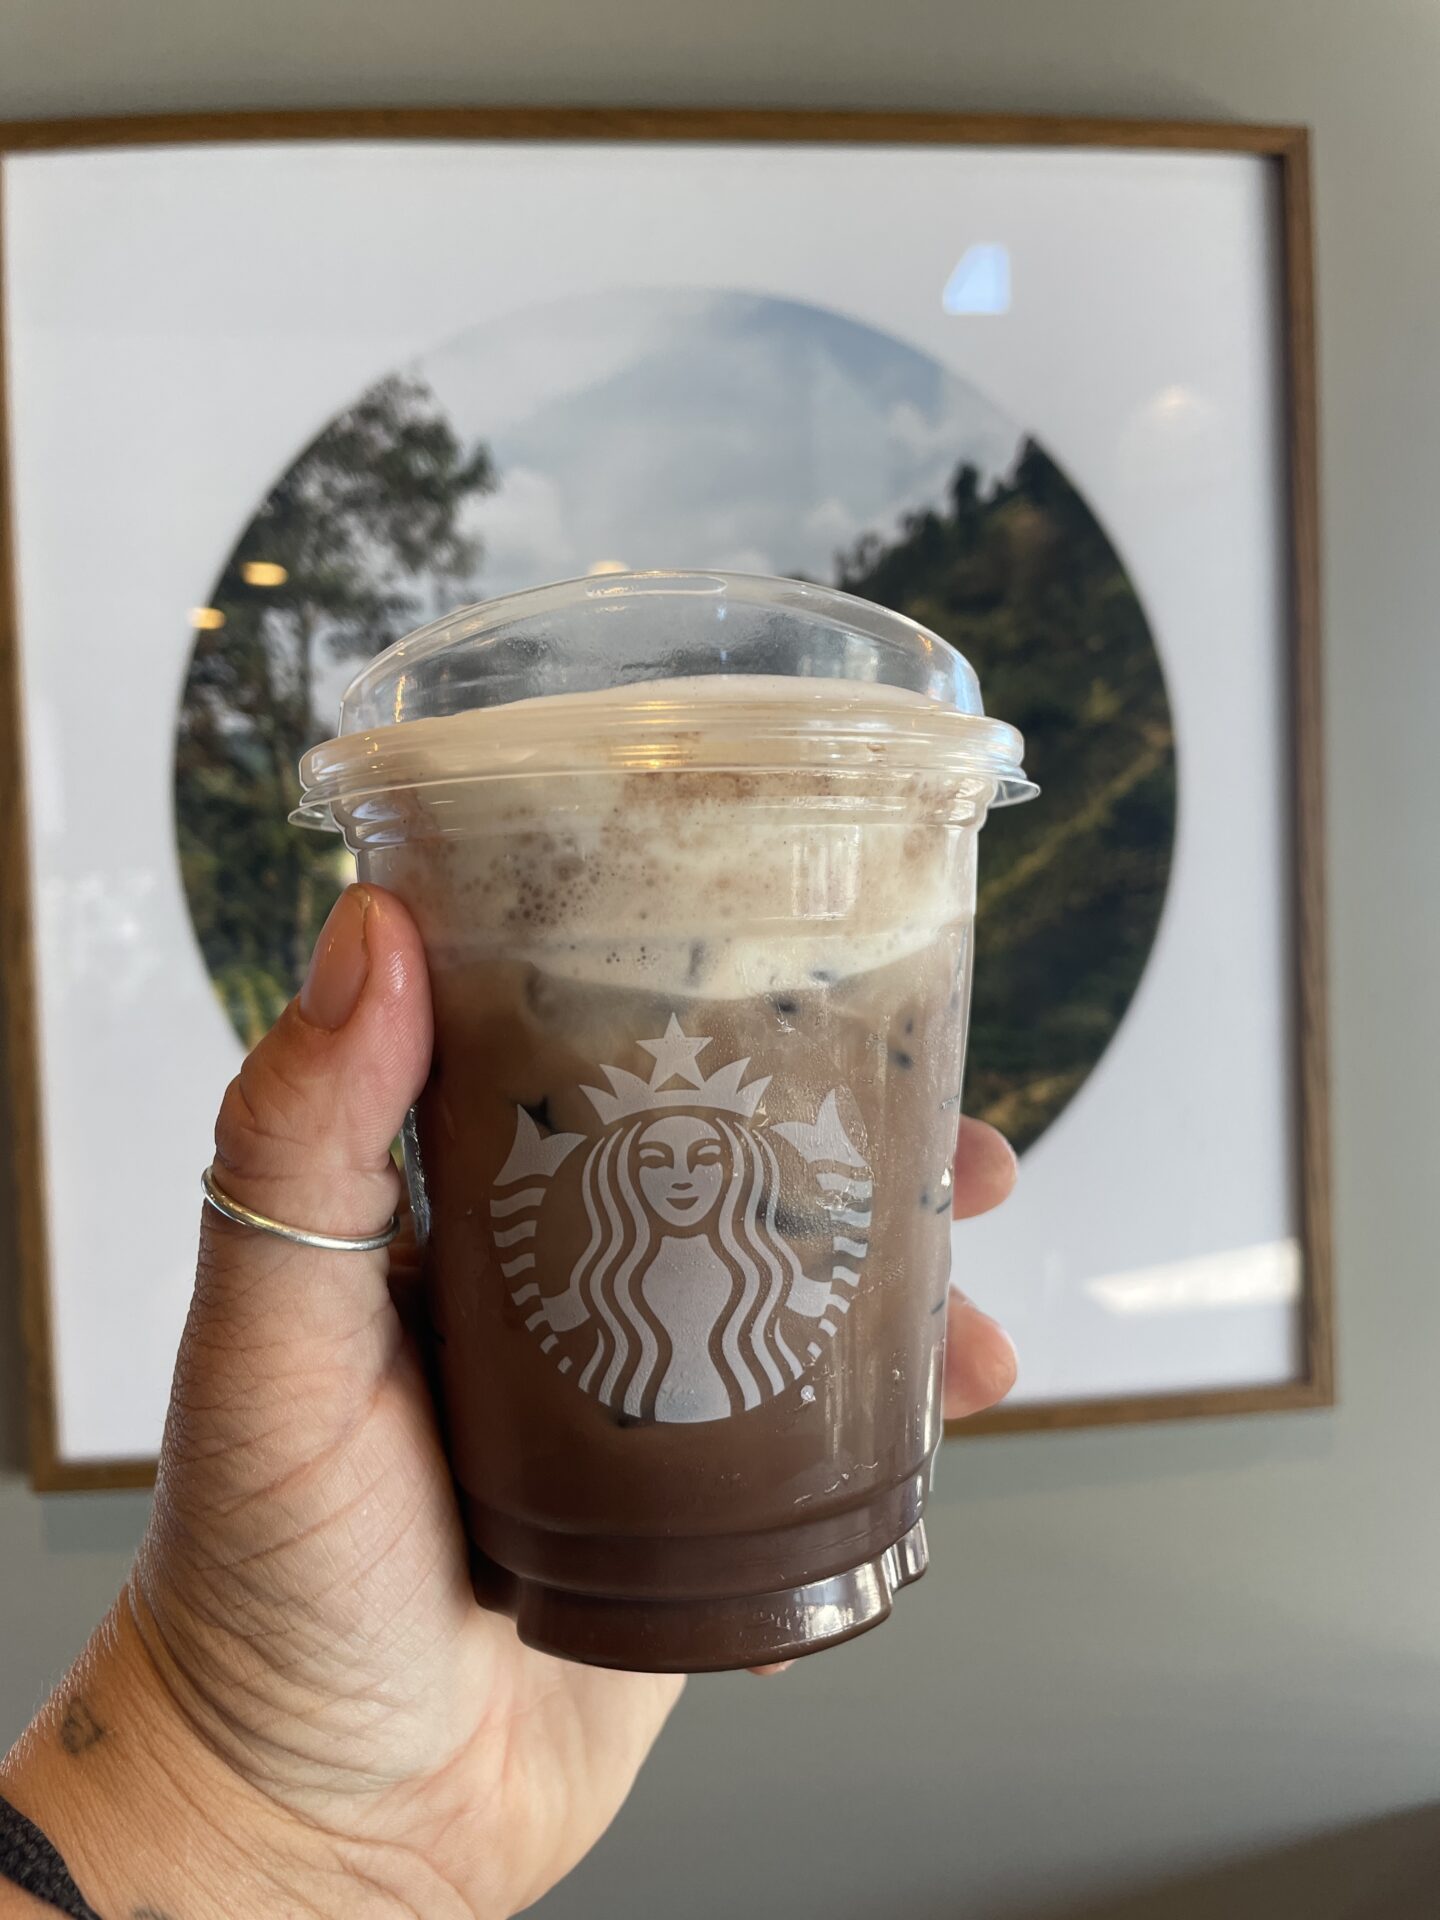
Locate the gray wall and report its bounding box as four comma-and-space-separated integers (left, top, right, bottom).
3, 3, 1438, 1914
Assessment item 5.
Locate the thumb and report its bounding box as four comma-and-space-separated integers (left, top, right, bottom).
175, 884, 432, 1454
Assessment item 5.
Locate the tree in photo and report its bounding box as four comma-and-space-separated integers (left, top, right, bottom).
176, 375, 495, 1047
835, 442, 1176, 1152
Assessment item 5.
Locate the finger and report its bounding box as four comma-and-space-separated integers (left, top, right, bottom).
952, 1118, 1019, 1220
749, 1661, 796, 1677
188, 883, 433, 1381
942, 1289, 1018, 1419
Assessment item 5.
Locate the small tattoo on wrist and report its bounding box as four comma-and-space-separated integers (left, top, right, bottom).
58, 1697, 105, 1754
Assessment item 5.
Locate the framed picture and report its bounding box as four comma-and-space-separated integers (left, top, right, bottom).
0, 109, 1330, 1489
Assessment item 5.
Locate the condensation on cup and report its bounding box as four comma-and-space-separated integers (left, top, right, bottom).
295, 572, 1035, 1672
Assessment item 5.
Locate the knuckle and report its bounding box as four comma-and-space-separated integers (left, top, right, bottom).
213, 1031, 322, 1176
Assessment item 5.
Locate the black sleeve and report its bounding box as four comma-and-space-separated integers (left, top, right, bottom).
0, 1792, 106, 1919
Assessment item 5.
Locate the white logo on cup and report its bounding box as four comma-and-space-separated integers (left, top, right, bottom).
490, 1016, 872, 1423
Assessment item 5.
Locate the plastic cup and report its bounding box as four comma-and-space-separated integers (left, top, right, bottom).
296, 571, 1033, 1671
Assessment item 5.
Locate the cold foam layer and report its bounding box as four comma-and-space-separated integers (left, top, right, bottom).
348, 677, 983, 998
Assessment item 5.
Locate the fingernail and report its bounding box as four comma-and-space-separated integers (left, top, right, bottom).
300, 887, 371, 1030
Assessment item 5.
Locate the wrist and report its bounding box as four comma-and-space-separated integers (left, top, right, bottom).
0, 1590, 413, 1920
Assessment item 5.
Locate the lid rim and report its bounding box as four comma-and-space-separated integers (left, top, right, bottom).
290, 773, 1040, 835
297, 704, 1028, 808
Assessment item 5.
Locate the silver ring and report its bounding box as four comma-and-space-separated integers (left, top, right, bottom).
201, 1166, 400, 1252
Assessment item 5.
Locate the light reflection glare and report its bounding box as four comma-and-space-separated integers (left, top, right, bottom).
1086, 1240, 1300, 1315
941, 243, 1011, 315
191, 606, 226, 631
241, 560, 289, 587
803, 1559, 884, 1640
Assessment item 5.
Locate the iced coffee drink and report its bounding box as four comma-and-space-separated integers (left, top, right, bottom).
296, 578, 1032, 1670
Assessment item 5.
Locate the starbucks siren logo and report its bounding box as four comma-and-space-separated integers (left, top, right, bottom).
489, 1016, 873, 1423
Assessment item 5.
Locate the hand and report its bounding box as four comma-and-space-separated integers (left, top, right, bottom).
0, 886, 1018, 1920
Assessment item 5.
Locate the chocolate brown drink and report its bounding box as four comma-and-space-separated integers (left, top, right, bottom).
297, 576, 1033, 1671
362, 727, 976, 1670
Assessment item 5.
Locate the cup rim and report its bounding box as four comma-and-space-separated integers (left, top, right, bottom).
293, 678, 1037, 833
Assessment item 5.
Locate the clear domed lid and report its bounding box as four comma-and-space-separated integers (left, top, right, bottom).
296, 571, 1034, 827
336, 569, 992, 729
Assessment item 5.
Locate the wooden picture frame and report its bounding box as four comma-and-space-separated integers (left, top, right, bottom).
0, 109, 1330, 1490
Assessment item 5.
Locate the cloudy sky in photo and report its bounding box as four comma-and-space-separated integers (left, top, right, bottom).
416, 288, 1027, 601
